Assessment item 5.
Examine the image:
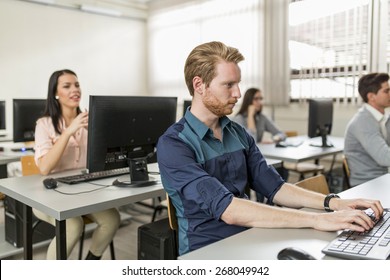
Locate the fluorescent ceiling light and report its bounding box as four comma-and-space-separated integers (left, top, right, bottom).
80, 4, 122, 17
29, 0, 55, 4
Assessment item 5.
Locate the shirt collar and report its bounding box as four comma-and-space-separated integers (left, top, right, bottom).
185, 109, 231, 139
364, 103, 385, 122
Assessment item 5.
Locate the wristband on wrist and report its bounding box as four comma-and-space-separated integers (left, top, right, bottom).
324, 193, 340, 212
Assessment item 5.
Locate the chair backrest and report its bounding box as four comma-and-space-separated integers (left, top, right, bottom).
342, 154, 351, 188
284, 130, 298, 137
20, 155, 40, 176
295, 174, 330, 195
166, 193, 178, 231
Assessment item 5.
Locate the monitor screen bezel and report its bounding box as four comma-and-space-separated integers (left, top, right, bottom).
183, 100, 191, 117
13, 99, 46, 143
307, 98, 333, 147
86, 95, 177, 174
0, 100, 6, 131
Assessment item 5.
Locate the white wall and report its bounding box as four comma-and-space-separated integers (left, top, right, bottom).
0, 0, 147, 139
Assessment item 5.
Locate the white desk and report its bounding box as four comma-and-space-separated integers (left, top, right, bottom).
258, 136, 344, 163
0, 151, 33, 179
264, 158, 282, 168
0, 141, 35, 178
179, 174, 390, 260
0, 163, 165, 259
0, 153, 22, 166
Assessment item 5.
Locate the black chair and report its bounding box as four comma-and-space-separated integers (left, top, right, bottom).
151, 197, 168, 222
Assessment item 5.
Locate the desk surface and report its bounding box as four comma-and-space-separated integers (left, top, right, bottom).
180, 174, 390, 260
0, 141, 34, 165
258, 135, 344, 162
0, 163, 165, 220
264, 158, 282, 168
0, 153, 22, 165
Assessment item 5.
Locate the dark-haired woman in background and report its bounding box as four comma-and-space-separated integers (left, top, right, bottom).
232, 87, 288, 202
233, 87, 286, 143
34, 69, 120, 259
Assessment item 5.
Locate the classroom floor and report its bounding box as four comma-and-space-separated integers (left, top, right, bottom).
0, 201, 164, 260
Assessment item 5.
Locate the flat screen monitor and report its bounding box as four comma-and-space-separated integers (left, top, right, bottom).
13, 99, 46, 143
87, 95, 177, 184
0, 100, 5, 131
183, 100, 192, 116
307, 98, 333, 147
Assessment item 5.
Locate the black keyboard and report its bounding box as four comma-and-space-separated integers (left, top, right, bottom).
322, 208, 390, 260
11, 147, 34, 152
55, 168, 129, 184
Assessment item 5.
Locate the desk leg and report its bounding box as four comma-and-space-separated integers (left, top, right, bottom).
55, 220, 67, 260
0, 164, 8, 178
22, 204, 33, 260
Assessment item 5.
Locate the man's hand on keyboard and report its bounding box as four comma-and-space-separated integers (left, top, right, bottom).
330, 198, 384, 221
314, 209, 378, 232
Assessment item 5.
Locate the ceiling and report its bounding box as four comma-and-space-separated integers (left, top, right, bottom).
24, 0, 197, 20
24, 0, 160, 19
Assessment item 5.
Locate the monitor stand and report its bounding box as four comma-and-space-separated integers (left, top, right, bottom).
112, 179, 158, 188
309, 132, 333, 148
112, 157, 158, 187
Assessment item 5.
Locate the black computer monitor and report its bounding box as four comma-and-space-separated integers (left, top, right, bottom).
307, 98, 333, 147
0, 100, 6, 131
13, 99, 46, 143
87, 95, 177, 184
183, 100, 192, 116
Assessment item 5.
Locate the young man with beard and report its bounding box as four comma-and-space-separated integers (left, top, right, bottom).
157, 41, 383, 256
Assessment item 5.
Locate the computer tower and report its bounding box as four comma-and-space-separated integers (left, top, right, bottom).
326, 167, 347, 193
138, 218, 177, 260
4, 196, 55, 247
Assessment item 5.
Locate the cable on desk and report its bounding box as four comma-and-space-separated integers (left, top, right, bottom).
53, 182, 113, 195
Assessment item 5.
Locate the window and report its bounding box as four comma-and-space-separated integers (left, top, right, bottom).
148, 0, 388, 103
147, 0, 262, 100
289, 0, 371, 101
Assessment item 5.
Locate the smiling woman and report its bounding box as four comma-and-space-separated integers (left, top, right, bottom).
34, 69, 87, 175
31, 69, 121, 260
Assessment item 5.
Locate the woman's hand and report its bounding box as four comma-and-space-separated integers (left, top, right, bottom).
66, 111, 88, 136
248, 104, 257, 118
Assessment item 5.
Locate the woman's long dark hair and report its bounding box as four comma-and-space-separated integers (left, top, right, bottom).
44, 69, 81, 135
236, 87, 260, 116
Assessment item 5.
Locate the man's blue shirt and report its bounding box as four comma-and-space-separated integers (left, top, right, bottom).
157, 109, 284, 255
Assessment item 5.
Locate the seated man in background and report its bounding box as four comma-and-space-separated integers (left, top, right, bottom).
157, 41, 383, 256
344, 72, 390, 186
232, 87, 286, 143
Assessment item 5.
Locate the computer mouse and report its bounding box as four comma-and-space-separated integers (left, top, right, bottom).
277, 247, 316, 260
43, 178, 58, 189
275, 141, 287, 148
